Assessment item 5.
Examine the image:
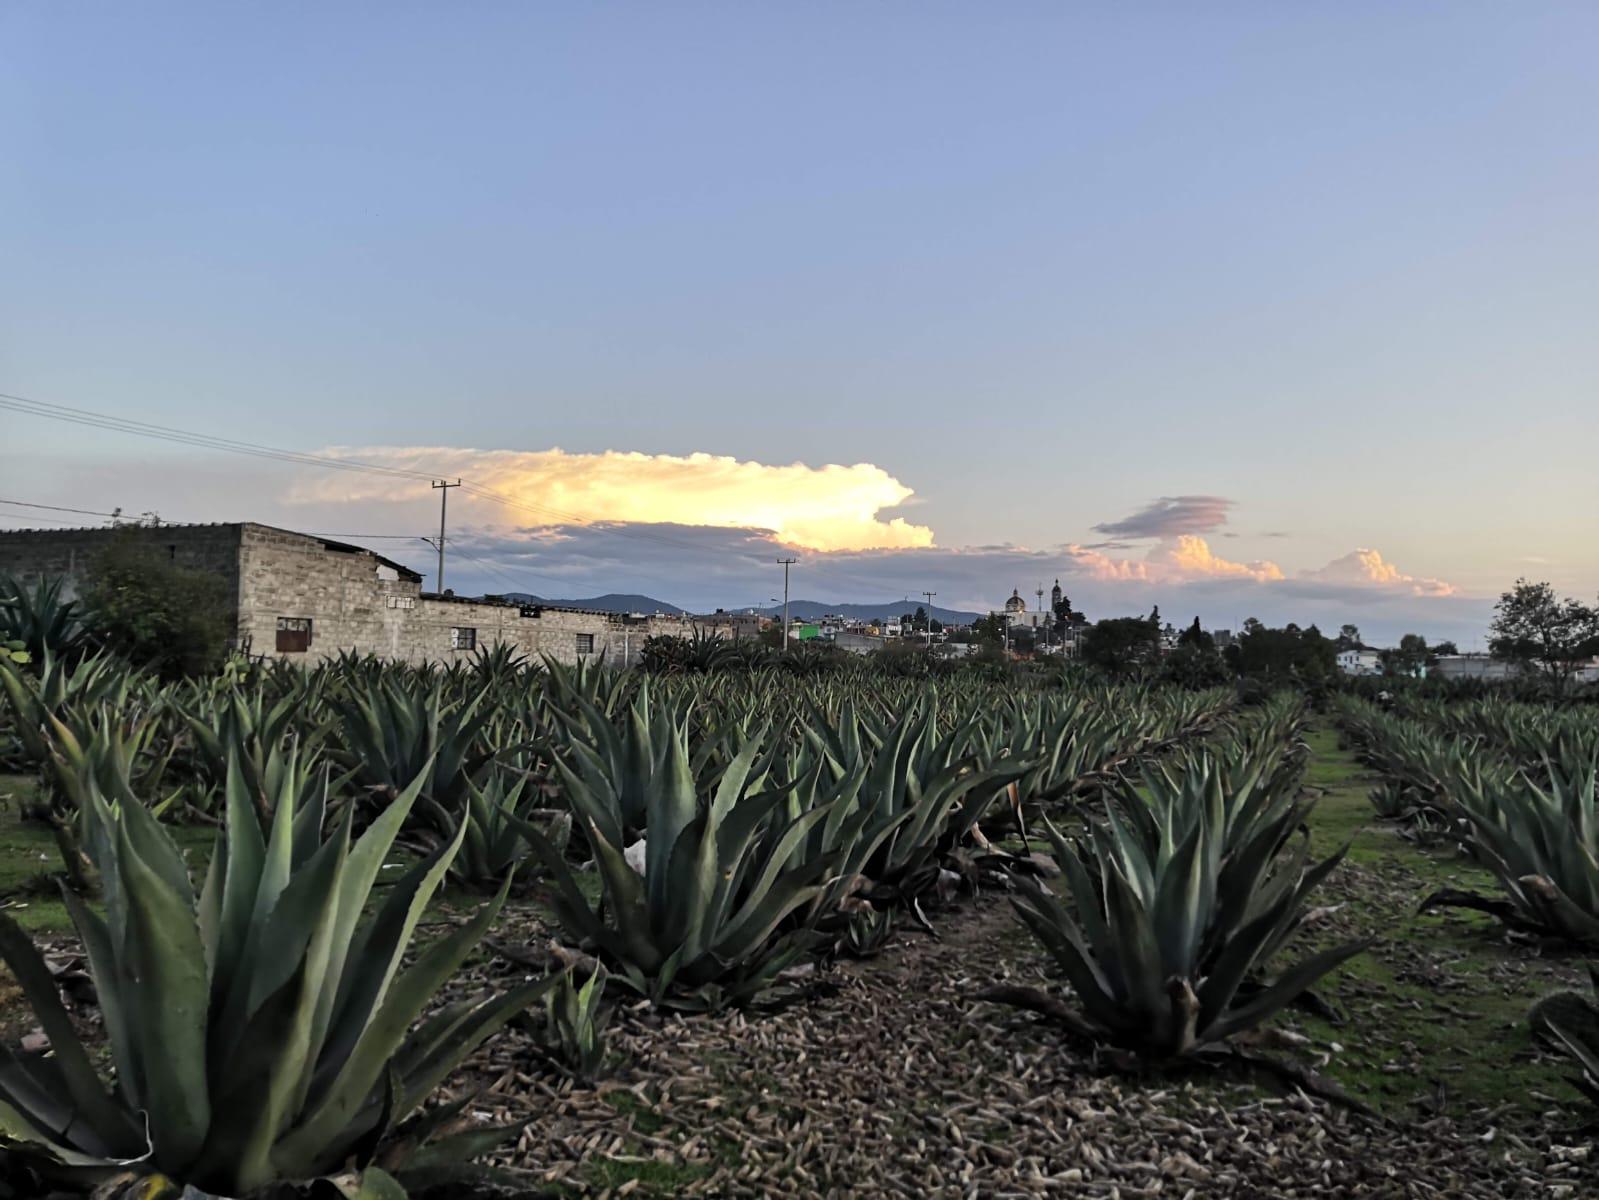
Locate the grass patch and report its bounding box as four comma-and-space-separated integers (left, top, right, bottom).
1292, 724, 1582, 1127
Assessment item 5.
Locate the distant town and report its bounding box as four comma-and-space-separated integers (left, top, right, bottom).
4, 518, 1594, 686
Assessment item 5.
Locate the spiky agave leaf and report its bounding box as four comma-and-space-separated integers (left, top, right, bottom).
0, 747, 558, 1197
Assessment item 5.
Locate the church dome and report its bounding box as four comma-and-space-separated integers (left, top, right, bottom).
1004, 589, 1027, 613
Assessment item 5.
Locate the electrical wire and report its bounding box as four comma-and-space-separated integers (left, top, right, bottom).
2, 390, 963, 611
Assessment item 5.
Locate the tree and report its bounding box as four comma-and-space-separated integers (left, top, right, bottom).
1226, 621, 1336, 683
1488, 579, 1599, 683
1380, 633, 1430, 677
1177, 616, 1214, 652
1081, 617, 1161, 677
1161, 643, 1230, 689
971, 613, 1006, 645
1337, 624, 1362, 650
1433, 640, 1459, 657
81, 532, 232, 678
1053, 592, 1086, 635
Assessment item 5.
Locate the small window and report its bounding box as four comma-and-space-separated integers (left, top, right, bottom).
385, 595, 415, 610
575, 633, 595, 655
276, 617, 312, 653
451, 627, 477, 650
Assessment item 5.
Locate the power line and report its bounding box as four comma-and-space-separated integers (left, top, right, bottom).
0, 392, 776, 563
0, 393, 440, 483
1, 389, 966, 604
0, 513, 95, 527
422, 536, 578, 597
0, 498, 124, 520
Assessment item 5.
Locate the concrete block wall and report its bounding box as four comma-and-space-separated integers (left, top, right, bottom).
235, 524, 424, 661
1, 521, 701, 668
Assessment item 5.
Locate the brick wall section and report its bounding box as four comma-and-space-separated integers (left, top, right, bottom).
1, 522, 700, 667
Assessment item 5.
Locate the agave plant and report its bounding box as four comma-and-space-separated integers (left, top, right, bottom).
0, 573, 86, 661
0, 754, 557, 1197
836, 906, 895, 958
331, 675, 490, 813
177, 679, 338, 819
445, 768, 571, 892
1529, 966, 1599, 1107
547, 680, 694, 840
539, 967, 611, 1082
35, 705, 180, 892
0, 649, 151, 767
639, 628, 739, 675
855, 703, 1031, 897
526, 727, 839, 1009
994, 784, 1365, 1056
1422, 753, 1599, 943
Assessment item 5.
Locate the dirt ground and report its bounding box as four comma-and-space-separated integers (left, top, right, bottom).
5, 727, 1597, 1197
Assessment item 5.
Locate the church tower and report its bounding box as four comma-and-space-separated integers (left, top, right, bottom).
1050, 578, 1062, 611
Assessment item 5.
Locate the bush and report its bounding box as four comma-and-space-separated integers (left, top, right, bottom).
80, 533, 231, 677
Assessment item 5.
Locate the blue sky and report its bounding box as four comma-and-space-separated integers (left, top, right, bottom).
3, 4, 1595, 643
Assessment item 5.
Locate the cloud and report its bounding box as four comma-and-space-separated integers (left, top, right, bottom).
1147, 536, 1285, 582
291, 446, 935, 553
1091, 495, 1235, 540
1063, 536, 1283, 584
1299, 548, 1457, 597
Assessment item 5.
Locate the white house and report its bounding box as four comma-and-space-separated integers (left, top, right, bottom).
1336, 647, 1383, 676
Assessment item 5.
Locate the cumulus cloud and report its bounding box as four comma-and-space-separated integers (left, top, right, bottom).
1300, 548, 1457, 597
1091, 495, 1235, 540
1062, 536, 1283, 584
1147, 536, 1285, 582
291, 446, 934, 553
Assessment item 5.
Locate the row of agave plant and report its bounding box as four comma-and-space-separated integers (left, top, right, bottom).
992, 695, 1368, 1056
1386, 693, 1599, 780
1335, 694, 1599, 945
1335, 693, 1599, 1111
0, 649, 1238, 1196
0, 647, 1228, 896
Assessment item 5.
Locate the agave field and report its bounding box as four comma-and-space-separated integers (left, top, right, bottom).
0, 617, 1595, 1196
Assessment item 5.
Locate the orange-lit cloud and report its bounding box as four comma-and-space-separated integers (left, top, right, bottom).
1147, 535, 1285, 581
1065, 535, 1283, 583
1300, 548, 1457, 596
294, 446, 935, 552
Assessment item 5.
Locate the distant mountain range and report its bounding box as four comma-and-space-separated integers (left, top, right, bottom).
496, 592, 687, 615
747, 599, 984, 625
494, 593, 984, 625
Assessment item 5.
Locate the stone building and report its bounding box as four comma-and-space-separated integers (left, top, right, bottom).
0, 522, 696, 666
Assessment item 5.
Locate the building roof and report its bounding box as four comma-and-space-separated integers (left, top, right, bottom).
0, 519, 427, 582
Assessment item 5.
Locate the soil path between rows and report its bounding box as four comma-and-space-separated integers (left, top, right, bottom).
448, 722, 1586, 1198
